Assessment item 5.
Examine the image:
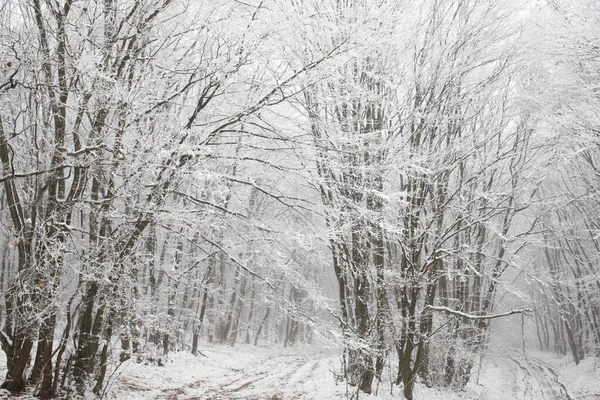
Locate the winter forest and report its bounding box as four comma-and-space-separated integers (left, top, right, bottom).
0, 0, 599, 399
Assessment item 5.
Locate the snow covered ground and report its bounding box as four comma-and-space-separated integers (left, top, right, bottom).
99, 340, 600, 400
0, 341, 598, 399
107, 342, 478, 400
104, 342, 600, 400
108, 344, 347, 400
526, 349, 600, 400
468, 345, 571, 400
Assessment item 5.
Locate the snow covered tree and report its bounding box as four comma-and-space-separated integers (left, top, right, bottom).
0, 0, 335, 396
296, 0, 533, 397
526, 0, 600, 364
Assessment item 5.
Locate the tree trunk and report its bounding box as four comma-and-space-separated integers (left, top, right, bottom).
245, 280, 256, 345
254, 306, 271, 346
73, 282, 105, 394
2, 334, 33, 393
93, 306, 115, 396
35, 313, 56, 399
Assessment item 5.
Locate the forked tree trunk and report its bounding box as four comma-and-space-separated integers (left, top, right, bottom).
2, 332, 34, 393
0, 116, 36, 394
93, 305, 115, 396
73, 281, 101, 393
254, 305, 271, 346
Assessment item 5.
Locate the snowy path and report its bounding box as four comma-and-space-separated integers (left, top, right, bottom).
184, 354, 323, 399
507, 352, 572, 400
110, 345, 346, 400
109, 344, 599, 399
470, 347, 574, 400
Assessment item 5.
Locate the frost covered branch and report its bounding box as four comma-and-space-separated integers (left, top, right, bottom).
424, 305, 531, 320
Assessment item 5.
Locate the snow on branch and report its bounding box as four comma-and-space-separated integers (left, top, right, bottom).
424, 305, 531, 320
0, 165, 85, 183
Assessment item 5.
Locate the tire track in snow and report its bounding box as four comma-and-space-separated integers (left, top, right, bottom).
507, 350, 572, 400
509, 356, 533, 400
528, 358, 573, 400
169, 355, 319, 399
218, 356, 310, 399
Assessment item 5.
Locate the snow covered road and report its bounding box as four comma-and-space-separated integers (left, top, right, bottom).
469, 347, 577, 400
507, 353, 572, 399
108, 344, 599, 399
110, 345, 347, 400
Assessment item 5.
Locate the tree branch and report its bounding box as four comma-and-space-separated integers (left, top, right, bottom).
424, 305, 531, 320
0, 165, 83, 184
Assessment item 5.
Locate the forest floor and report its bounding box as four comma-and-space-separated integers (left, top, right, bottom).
0, 340, 598, 399
105, 342, 600, 400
